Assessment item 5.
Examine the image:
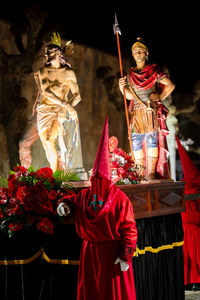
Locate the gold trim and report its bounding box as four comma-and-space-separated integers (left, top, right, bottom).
42, 251, 80, 265
0, 241, 184, 265
133, 241, 184, 257
0, 248, 43, 265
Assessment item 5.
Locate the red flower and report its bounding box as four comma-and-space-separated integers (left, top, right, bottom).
17, 186, 41, 212
129, 172, 136, 181
48, 190, 58, 200
28, 171, 37, 177
0, 166, 73, 236
9, 197, 20, 206
0, 208, 4, 219
111, 161, 119, 168
4, 198, 22, 216
7, 177, 26, 198
36, 167, 53, 180
117, 167, 127, 178
9, 223, 24, 232
0, 188, 8, 204
7, 177, 18, 197
16, 186, 31, 205
14, 166, 28, 178
36, 217, 54, 234
31, 183, 52, 214
124, 163, 130, 172
27, 214, 38, 224
8, 174, 16, 182
112, 176, 121, 183
14, 207, 24, 215
36, 199, 53, 214
4, 202, 21, 216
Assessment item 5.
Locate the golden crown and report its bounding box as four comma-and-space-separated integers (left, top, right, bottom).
51, 32, 62, 47
51, 32, 72, 49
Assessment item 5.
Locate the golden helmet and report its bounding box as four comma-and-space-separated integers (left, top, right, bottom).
131, 37, 148, 52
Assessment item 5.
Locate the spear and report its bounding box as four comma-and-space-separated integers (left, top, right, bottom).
113, 13, 135, 161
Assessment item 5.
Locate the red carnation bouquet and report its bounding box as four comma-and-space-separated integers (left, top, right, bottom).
0, 166, 78, 237
110, 147, 142, 185
88, 136, 142, 185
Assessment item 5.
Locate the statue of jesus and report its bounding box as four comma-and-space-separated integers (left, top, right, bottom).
35, 41, 87, 179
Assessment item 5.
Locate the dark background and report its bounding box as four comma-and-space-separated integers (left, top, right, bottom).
1, 2, 199, 92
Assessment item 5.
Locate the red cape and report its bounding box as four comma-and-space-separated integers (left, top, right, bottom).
129, 64, 166, 90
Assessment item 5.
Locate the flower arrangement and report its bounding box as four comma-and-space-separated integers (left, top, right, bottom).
88, 136, 142, 185
110, 147, 142, 185
0, 166, 79, 237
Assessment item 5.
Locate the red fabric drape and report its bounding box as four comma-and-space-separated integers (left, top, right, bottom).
156, 102, 170, 179
176, 135, 200, 284
129, 64, 166, 90
182, 200, 200, 285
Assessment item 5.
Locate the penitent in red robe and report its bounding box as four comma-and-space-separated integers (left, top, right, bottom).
61, 177, 138, 300
176, 135, 200, 285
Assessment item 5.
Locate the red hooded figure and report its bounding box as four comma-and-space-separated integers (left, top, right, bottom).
58, 116, 138, 300
176, 135, 200, 285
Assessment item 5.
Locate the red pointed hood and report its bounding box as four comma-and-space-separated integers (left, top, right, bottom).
175, 135, 200, 194
92, 115, 111, 180
86, 116, 117, 221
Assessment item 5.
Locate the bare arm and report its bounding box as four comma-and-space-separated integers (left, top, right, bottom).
67, 70, 81, 107
149, 77, 175, 102
158, 77, 175, 100
118, 76, 134, 100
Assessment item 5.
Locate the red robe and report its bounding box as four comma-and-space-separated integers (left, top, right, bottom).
176, 135, 200, 284
61, 178, 138, 300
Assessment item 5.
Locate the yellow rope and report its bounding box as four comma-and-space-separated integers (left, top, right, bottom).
0, 248, 43, 265
42, 251, 79, 265
133, 241, 184, 257
0, 241, 184, 265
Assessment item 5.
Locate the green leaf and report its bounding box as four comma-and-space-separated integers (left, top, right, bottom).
53, 170, 80, 184
116, 180, 124, 185
28, 166, 36, 173
8, 230, 13, 238
0, 176, 8, 188
42, 178, 54, 191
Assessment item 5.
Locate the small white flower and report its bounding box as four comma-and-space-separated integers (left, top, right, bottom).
121, 178, 131, 185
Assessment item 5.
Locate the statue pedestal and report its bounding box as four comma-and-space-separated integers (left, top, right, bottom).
69, 180, 91, 189
120, 179, 185, 219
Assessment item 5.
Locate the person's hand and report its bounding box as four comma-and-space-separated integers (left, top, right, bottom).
119, 76, 127, 89
115, 257, 129, 271
57, 203, 70, 216
149, 92, 160, 102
